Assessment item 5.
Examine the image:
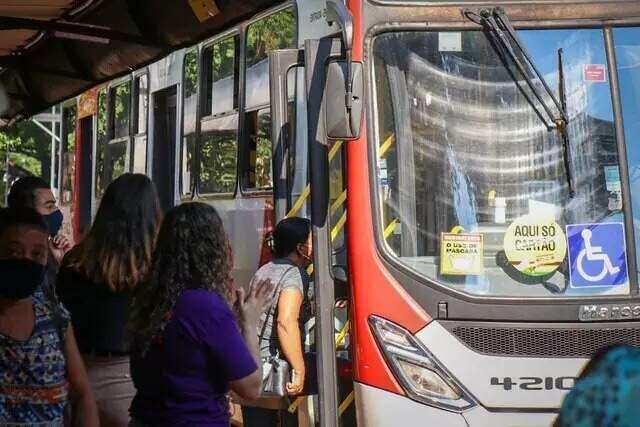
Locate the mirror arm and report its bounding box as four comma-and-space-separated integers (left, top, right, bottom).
326, 1, 354, 113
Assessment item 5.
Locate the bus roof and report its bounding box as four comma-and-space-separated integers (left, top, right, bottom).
0, 0, 282, 126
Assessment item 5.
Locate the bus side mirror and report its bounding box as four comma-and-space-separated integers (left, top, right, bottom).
324, 0, 362, 140
325, 60, 363, 140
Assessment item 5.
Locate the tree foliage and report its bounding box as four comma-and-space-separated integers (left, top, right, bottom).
0, 118, 52, 203
200, 128, 237, 194
246, 8, 296, 68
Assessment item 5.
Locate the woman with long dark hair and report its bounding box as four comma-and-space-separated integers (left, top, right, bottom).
56, 173, 161, 427
128, 202, 273, 426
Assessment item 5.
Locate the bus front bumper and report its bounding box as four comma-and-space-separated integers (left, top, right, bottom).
354, 383, 557, 427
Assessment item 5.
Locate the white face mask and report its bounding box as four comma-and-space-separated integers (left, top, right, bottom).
297, 244, 312, 263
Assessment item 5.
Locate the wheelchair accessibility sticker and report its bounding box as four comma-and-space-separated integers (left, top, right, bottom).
567, 223, 628, 288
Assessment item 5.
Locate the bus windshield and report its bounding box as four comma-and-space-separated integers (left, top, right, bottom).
372, 28, 638, 298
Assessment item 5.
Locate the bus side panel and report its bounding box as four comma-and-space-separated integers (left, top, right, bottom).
345, 0, 430, 400
198, 196, 271, 290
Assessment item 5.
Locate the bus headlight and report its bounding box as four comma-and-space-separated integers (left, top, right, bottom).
369, 315, 475, 411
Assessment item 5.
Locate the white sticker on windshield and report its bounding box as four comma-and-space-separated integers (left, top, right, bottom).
604, 165, 622, 211
439, 32, 462, 52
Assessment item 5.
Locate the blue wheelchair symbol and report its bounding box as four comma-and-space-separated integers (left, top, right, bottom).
567, 223, 628, 288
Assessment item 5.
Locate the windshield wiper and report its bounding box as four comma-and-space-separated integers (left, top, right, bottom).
464, 7, 574, 196
557, 48, 574, 197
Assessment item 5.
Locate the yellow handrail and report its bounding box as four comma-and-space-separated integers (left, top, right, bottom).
338, 391, 355, 416
286, 140, 345, 219
379, 133, 395, 158
330, 190, 347, 215
288, 320, 351, 414
331, 210, 348, 241
383, 218, 399, 239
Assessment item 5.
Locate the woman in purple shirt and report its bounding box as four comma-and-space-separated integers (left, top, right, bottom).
128, 202, 273, 426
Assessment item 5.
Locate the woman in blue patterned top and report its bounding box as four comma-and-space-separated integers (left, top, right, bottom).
0, 207, 98, 426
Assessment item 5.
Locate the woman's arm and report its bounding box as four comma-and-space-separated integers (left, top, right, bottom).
229, 279, 275, 401
276, 289, 305, 395
229, 305, 262, 401
63, 326, 99, 427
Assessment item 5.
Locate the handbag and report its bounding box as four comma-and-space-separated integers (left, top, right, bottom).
261, 354, 290, 396
257, 266, 296, 397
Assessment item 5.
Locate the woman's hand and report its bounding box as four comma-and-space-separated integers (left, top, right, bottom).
49, 234, 72, 264
287, 368, 305, 395
235, 278, 275, 329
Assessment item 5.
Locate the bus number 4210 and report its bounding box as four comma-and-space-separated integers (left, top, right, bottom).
490, 376, 576, 391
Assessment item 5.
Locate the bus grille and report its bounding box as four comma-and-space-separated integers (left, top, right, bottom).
451, 325, 640, 358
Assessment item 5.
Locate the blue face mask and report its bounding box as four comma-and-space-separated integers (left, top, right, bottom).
44, 209, 63, 237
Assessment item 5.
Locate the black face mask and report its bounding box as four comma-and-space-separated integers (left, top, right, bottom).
0, 259, 45, 300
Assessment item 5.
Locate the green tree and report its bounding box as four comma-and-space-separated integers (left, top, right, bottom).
0, 119, 53, 204
246, 8, 296, 68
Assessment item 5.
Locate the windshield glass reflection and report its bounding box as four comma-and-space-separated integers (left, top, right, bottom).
373, 29, 627, 297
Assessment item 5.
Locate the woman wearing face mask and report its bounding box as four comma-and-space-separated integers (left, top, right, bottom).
7, 176, 72, 288
241, 217, 314, 427
0, 207, 98, 426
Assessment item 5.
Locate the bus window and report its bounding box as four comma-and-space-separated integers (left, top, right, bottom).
104, 141, 127, 186
244, 108, 272, 189
134, 74, 148, 135
132, 136, 147, 174
132, 74, 148, 173
245, 8, 295, 110
615, 27, 640, 277
181, 49, 198, 197
202, 35, 237, 117
98, 80, 131, 191
95, 88, 107, 198
200, 115, 238, 194
243, 7, 296, 191
199, 36, 239, 195
373, 29, 625, 297
111, 81, 131, 140
329, 142, 346, 251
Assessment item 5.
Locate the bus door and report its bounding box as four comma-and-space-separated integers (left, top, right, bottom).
268, 2, 363, 424
269, 49, 302, 222
152, 86, 178, 212
74, 113, 93, 240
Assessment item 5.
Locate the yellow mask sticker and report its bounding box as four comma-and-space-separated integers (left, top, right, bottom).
440, 233, 484, 276
504, 215, 567, 277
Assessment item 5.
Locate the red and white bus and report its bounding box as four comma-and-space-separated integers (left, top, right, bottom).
56, 0, 640, 425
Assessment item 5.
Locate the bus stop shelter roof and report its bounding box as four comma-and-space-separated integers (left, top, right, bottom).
0, 0, 278, 126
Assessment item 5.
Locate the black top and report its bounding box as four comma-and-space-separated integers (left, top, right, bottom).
46, 253, 59, 291
56, 266, 131, 354
38, 254, 60, 307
